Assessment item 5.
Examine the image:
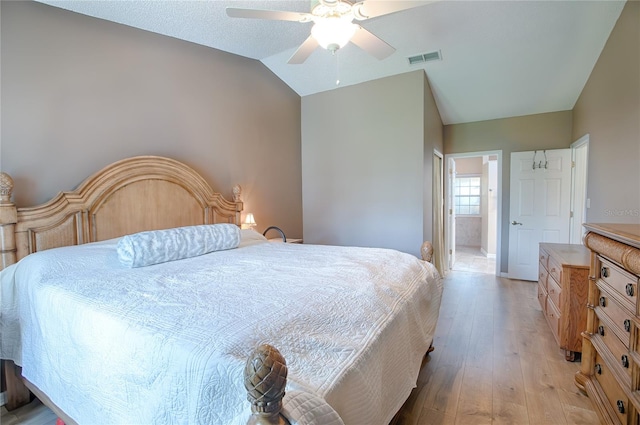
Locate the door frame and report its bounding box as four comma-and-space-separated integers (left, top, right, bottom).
447, 156, 456, 270
432, 149, 445, 275
444, 150, 503, 276
570, 134, 589, 244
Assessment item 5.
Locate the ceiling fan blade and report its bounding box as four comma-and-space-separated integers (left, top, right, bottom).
288, 36, 319, 64
350, 27, 395, 60
226, 8, 312, 22
352, 1, 435, 20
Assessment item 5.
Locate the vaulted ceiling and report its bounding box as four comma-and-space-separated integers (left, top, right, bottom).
37, 0, 626, 124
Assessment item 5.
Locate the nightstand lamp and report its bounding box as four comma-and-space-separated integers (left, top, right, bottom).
242, 213, 256, 230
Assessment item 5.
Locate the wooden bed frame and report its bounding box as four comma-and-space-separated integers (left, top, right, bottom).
0, 155, 434, 425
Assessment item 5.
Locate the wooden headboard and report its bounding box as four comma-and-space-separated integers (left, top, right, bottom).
0, 156, 243, 270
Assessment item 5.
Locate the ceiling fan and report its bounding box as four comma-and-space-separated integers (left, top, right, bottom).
227, 0, 431, 64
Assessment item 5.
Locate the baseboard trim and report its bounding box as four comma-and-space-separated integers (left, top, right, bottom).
480, 248, 496, 259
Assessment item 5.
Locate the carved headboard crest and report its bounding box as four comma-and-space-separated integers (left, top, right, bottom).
0, 156, 243, 269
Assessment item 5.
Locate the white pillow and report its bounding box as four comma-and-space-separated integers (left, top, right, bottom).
239, 229, 268, 247
117, 223, 240, 268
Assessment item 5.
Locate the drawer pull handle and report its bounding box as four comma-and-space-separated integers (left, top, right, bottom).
626, 283, 634, 297
601, 266, 610, 278
598, 325, 605, 336
617, 400, 625, 414
622, 355, 629, 368
624, 319, 631, 332
595, 364, 602, 374
599, 296, 606, 307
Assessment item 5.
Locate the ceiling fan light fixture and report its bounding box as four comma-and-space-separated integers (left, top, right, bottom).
311, 17, 358, 51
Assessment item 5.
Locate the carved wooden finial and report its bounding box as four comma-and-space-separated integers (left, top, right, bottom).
421, 241, 434, 263
233, 184, 242, 203
244, 344, 290, 425
0, 172, 14, 205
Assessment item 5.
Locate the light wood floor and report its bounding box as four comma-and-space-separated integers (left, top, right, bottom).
395, 270, 599, 425
453, 245, 497, 275
1, 271, 599, 425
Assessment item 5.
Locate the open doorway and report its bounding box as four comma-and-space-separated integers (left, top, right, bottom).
445, 151, 502, 275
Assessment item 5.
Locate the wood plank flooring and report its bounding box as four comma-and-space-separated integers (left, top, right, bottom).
1, 270, 599, 425
395, 270, 599, 425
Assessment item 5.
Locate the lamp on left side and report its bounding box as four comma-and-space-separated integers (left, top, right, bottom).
242, 213, 257, 230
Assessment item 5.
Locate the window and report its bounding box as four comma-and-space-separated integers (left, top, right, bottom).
455, 176, 481, 215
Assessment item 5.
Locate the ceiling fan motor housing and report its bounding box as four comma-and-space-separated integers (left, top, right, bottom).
318, 0, 342, 8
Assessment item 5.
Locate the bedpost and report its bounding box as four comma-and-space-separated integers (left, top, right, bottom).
0, 172, 17, 270
0, 172, 31, 410
244, 344, 290, 425
232, 184, 243, 226
421, 241, 434, 263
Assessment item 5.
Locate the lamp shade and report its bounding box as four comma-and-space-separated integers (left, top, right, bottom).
311, 17, 358, 51
243, 213, 256, 227
241, 213, 257, 230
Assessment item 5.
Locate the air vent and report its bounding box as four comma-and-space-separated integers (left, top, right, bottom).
407, 50, 442, 66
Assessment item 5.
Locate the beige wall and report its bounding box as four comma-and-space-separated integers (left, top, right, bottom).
0, 1, 303, 238
444, 110, 573, 272
302, 70, 442, 257
454, 157, 483, 175
572, 0, 640, 224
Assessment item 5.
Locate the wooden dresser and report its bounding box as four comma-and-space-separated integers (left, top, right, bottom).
576, 223, 640, 424
538, 243, 590, 361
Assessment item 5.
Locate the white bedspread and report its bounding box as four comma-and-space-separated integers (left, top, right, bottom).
1, 237, 442, 425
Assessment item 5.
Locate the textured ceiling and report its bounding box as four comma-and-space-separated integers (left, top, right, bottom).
37, 0, 626, 125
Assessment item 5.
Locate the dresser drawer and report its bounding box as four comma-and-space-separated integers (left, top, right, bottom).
594, 352, 630, 424
539, 263, 549, 291
547, 255, 563, 286
595, 314, 632, 380
546, 297, 561, 345
539, 248, 550, 271
599, 257, 638, 311
547, 274, 561, 310
597, 283, 634, 347
537, 283, 547, 313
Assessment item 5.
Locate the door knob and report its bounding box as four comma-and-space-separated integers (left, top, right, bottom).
511, 221, 523, 225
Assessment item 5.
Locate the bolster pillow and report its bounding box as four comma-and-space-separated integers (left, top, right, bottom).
117, 223, 240, 268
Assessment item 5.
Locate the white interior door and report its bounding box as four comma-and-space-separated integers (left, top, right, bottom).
508, 149, 571, 281
447, 157, 456, 269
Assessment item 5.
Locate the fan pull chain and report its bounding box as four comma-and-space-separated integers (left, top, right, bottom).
334, 49, 340, 86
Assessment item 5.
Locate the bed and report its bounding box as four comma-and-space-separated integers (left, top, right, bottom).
0, 156, 443, 425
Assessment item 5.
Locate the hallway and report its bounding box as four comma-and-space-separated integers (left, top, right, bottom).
452, 245, 496, 275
